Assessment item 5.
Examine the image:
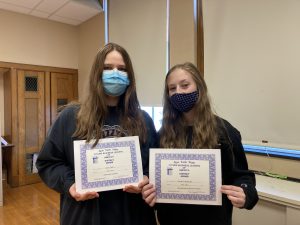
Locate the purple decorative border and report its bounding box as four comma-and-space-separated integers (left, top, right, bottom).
155, 153, 216, 201
80, 141, 138, 190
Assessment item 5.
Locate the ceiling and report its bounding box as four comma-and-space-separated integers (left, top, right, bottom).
0, 0, 103, 26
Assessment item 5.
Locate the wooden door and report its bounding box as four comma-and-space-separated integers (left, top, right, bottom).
51, 72, 78, 124
17, 70, 45, 185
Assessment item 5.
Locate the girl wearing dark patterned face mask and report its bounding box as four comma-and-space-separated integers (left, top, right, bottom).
166, 66, 200, 125
141, 63, 258, 225
169, 90, 199, 113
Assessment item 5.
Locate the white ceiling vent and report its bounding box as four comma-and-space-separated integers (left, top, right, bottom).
73, 0, 102, 10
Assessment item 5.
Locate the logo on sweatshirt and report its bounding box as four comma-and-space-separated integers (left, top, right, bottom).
102, 125, 128, 138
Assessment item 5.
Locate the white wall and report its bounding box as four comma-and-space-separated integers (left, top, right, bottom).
0, 9, 78, 134
233, 199, 286, 225
78, 13, 105, 101
0, 9, 78, 68
0, 9, 104, 135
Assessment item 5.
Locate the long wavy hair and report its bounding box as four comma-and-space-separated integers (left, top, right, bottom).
73, 43, 147, 145
160, 62, 218, 149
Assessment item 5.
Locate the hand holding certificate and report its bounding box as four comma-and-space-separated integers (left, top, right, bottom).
74, 136, 143, 193
149, 148, 222, 205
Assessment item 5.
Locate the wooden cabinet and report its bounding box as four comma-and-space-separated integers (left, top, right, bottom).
50, 72, 78, 124
2, 63, 78, 187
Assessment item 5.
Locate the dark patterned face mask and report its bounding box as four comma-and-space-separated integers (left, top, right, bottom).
169, 90, 199, 113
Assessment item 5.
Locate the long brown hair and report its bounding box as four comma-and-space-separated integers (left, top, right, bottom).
73, 43, 147, 145
160, 62, 218, 148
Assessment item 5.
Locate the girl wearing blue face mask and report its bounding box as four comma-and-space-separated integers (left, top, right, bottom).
36, 43, 157, 225
141, 62, 258, 225
102, 68, 130, 96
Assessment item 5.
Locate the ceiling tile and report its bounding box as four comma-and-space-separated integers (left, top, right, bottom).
35, 0, 69, 14
0, 0, 41, 8
49, 14, 81, 26
0, 2, 31, 14
0, 0, 102, 26
55, 1, 100, 22
30, 9, 49, 18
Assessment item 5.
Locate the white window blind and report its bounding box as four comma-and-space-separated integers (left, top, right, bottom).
108, 0, 167, 106
203, 0, 300, 150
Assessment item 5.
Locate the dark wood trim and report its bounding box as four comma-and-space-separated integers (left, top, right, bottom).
196, 0, 204, 75
1, 144, 14, 148
106, 0, 109, 42
0, 61, 77, 74
45, 71, 51, 133
11, 68, 19, 187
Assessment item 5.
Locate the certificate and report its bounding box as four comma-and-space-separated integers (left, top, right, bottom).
74, 136, 143, 193
149, 148, 222, 205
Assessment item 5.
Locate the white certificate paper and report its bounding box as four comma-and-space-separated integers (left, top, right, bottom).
149, 148, 222, 205
74, 136, 143, 193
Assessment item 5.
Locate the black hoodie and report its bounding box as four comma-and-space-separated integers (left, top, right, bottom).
156, 118, 259, 225
36, 105, 158, 225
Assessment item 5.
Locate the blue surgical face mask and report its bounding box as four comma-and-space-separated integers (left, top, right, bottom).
102, 69, 130, 96
169, 90, 199, 112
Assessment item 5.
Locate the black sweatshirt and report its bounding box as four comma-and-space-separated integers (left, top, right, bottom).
156, 118, 259, 225
36, 106, 158, 225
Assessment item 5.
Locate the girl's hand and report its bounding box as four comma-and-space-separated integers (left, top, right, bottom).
141, 176, 156, 207
123, 175, 149, 194
221, 185, 246, 208
123, 185, 142, 193
69, 183, 99, 201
